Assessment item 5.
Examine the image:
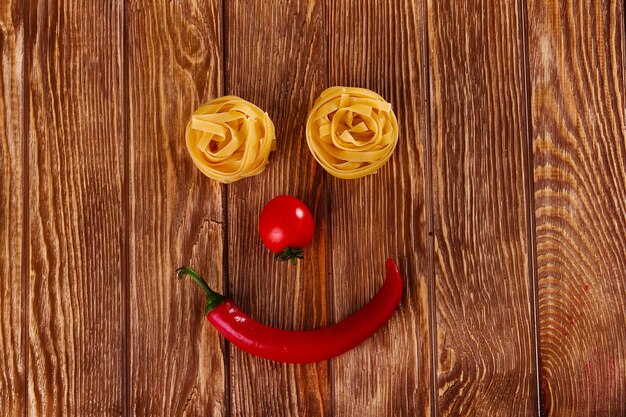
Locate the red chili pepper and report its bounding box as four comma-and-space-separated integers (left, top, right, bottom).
177, 259, 403, 363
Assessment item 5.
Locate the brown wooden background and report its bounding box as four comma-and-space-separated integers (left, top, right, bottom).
1, 0, 625, 416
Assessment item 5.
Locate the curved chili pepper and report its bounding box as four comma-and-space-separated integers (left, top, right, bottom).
177, 259, 403, 364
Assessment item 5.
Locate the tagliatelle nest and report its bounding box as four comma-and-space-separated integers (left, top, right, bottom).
305, 86, 399, 179
185, 96, 276, 183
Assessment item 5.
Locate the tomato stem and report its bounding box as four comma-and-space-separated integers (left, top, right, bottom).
176, 267, 226, 314
274, 247, 304, 265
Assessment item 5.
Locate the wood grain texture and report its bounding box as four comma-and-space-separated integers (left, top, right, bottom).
427, 0, 538, 415
7, 0, 626, 415
225, 0, 330, 415
527, 0, 626, 415
326, 1, 432, 416
126, 1, 227, 415
0, 0, 24, 415
26, 1, 123, 414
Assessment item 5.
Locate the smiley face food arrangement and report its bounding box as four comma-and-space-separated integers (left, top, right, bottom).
179, 87, 404, 363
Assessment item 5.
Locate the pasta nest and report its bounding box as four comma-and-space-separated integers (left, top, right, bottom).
186, 96, 276, 183
306, 86, 399, 179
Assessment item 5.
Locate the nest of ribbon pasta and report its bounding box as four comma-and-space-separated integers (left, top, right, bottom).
185, 96, 276, 183
306, 87, 399, 179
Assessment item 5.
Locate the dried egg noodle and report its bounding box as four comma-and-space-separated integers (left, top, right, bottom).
306, 87, 399, 179
185, 96, 276, 183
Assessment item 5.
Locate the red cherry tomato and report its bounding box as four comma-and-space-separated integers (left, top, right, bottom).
259, 195, 314, 263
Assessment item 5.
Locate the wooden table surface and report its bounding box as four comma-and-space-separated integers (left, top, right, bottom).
1, 1, 625, 416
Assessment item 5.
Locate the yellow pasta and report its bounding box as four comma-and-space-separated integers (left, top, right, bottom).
185, 96, 276, 183
306, 86, 399, 179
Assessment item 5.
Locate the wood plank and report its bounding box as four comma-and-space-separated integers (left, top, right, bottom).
0, 0, 25, 415
326, 1, 432, 415
225, 1, 330, 415
125, 1, 227, 415
427, 0, 538, 414
26, 1, 124, 414
527, 0, 626, 415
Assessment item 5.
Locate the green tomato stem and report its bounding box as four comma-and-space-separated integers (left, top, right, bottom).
274, 247, 305, 264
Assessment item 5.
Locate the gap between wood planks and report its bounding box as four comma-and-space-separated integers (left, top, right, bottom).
519, 0, 542, 415
421, 0, 438, 415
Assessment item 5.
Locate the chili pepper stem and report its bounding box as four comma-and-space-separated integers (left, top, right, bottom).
274, 247, 304, 265
176, 266, 226, 314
